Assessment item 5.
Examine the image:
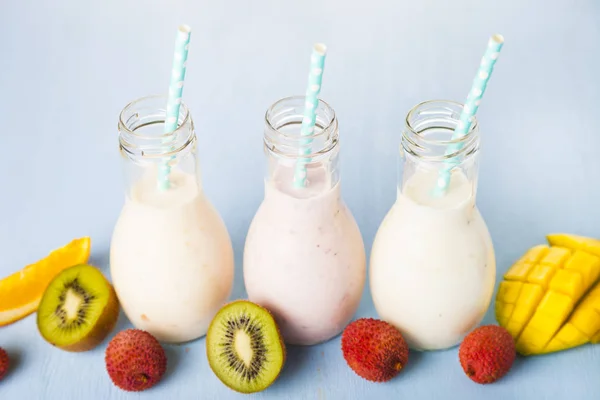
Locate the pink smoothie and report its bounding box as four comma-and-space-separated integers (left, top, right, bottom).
243, 164, 366, 345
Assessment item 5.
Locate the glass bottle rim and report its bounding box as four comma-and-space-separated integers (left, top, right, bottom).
118, 94, 194, 160
264, 95, 337, 141
405, 99, 479, 146
118, 94, 191, 140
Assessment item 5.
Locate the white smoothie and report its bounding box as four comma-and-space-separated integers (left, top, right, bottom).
370, 168, 495, 350
110, 169, 234, 343
244, 164, 366, 345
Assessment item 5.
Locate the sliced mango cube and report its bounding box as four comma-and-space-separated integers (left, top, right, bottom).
517, 323, 551, 355
527, 264, 556, 289
547, 234, 600, 258
544, 323, 588, 354
510, 283, 544, 323
569, 307, 600, 337
495, 234, 600, 355
497, 281, 523, 304
549, 270, 584, 300
564, 250, 600, 287
495, 301, 514, 326
504, 245, 549, 281
504, 262, 534, 282
505, 320, 526, 338
540, 246, 571, 267
520, 245, 550, 263
526, 309, 564, 334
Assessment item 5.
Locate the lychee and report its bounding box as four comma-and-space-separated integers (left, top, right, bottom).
0, 347, 9, 381
459, 325, 516, 384
341, 318, 409, 382
105, 329, 167, 392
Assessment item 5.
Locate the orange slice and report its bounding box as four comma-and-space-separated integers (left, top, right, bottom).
0, 237, 91, 326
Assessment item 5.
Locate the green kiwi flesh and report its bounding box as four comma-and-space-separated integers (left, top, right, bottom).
37, 264, 119, 352
206, 300, 286, 393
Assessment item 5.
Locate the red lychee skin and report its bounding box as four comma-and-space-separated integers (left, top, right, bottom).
341, 318, 409, 382
105, 329, 167, 392
459, 325, 516, 384
0, 347, 9, 381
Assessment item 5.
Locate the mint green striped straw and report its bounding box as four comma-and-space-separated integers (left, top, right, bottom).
157, 24, 192, 191
435, 34, 504, 195
293, 43, 327, 188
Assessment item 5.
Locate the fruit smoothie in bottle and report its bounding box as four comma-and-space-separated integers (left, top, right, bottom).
370, 100, 496, 351
244, 96, 366, 345
110, 95, 234, 343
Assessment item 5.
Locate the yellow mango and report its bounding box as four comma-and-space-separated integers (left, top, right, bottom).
504, 262, 534, 282
547, 234, 600, 258
517, 322, 551, 354
495, 233, 600, 355
505, 320, 525, 338
527, 264, 556, 289
521, 245, 550, 263
540, 246, 571, 267
510, 284, 543, 323
543, 324, 588, 354
495, 301, 514, 326
537, 290, 574, 320
569, 307, 600, 337
549, 269, 584, 299
564, 250, 600, 287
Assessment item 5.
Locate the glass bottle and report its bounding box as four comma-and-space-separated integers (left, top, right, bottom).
243, 96, 366, 345
111, 95, 234, 344
370, 100, 496, 351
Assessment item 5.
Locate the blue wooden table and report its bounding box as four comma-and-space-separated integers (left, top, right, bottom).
1, 0, 599, 398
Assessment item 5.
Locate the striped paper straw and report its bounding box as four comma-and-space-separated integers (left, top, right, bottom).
157, 24, 192, 191
293, 43, 327, 189
435, 34, 504, 194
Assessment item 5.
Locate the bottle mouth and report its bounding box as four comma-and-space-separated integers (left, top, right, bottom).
403, 99, 479, 162
118, 94, 195, 160
264, 95, 338, 159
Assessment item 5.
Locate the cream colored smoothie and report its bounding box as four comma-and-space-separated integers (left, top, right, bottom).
370, 99, 496, 351
370, 168, 495, 350
110, 169, 234, 343
244, 164, 366, 345
111, 95, 234, 344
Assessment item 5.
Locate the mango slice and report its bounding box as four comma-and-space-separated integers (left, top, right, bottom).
495, 234, 600, 355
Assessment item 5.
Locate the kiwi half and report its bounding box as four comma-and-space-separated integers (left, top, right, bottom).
206, 300, 286, 393
37, 264, 119, 352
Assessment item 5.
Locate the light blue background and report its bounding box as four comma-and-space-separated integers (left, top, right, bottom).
1, 0, 599, 399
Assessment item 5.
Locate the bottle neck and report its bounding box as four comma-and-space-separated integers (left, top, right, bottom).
118, 95, 200, 196
118, 95, 196, 164
263, 96, 340, 198
399, 100, 481, 204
